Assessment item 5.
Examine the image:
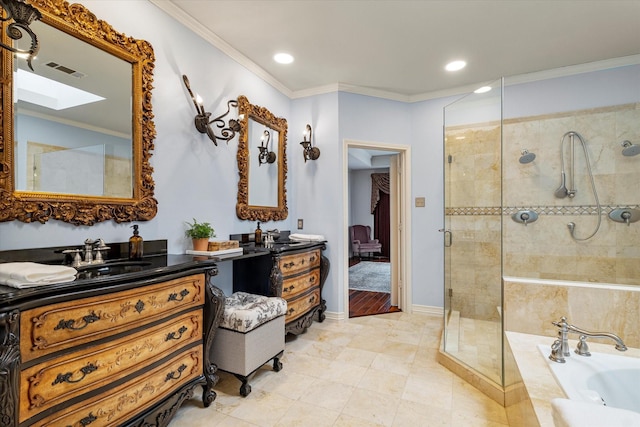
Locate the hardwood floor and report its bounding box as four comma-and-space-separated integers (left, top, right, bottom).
349, 257, 401, 318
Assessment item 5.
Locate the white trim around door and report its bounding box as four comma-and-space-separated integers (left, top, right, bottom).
343, 139, 412, 316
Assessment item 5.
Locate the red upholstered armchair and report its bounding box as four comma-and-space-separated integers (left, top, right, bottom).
350, 225, 382, 258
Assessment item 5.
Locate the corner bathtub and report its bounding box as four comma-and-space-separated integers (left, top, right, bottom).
538, 344, 640, 413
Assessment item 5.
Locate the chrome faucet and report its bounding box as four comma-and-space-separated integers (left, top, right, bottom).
549, 316, 627, 363
63, 238, 110, 267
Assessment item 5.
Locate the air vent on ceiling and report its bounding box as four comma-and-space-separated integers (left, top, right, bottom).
45, 61, 87, 79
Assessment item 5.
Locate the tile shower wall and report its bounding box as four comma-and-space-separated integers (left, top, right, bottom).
445, 126, 501, 321
445, 103, 640, 319
503, 277, 640, 348
503, 103, 640, 285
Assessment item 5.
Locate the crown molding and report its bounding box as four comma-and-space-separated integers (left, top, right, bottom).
147, 2, 640, 104
149, 0, 293, 98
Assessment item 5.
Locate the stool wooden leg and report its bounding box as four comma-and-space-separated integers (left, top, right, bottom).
233, 374, 252, 397
273, 351, 284, 372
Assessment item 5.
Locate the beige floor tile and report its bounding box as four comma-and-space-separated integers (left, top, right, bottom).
320, 359, 368, 386
258, 370, 317, 400
168, 313, 510, 427
392, 399, 452, 426
227, 390, 295, 427
216, 416, 262, 426
380, 341, 419, 362
357, 367, 408, 398
335, 346, 378, 368
371, 352, 413, 376
402, 371, 454, 409
298, 378, 356, 411
342, 387, 401, 427
275, 400, 341, 427
452, 378, 510, 425
281, 351, 333, 378
333, 413, 386, 427
347, 334, 389, 352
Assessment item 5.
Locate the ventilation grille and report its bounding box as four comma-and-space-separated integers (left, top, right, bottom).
45, 62, 87, 79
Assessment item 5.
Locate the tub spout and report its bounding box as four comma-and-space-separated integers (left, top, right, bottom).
549, 317, 627, 363
566, 324, 628, 352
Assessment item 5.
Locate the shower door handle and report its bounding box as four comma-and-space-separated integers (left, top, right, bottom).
438, 229, 452, 247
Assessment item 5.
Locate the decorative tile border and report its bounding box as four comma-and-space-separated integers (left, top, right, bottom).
445, 205, 640, 216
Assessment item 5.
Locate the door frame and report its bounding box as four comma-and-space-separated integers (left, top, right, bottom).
343, 139, 412, 314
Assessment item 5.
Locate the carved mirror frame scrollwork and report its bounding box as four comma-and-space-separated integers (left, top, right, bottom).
236, 95, 288, 222
0, 0, 157, 225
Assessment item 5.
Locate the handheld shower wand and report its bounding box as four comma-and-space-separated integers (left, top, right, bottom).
555, 133, 570, 198
554, 171, 568, 198
557, 131, 601, 241
555, 132, 579, 198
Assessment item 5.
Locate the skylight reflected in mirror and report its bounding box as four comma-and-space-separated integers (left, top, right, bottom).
14, 69, 105, 110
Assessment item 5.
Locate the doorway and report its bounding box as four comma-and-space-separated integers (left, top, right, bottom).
344, 140, 411, 318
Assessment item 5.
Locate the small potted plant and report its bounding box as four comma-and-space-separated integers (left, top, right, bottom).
185, 218, 216, 251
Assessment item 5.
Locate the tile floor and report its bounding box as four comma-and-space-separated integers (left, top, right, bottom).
170, 312, 510, 426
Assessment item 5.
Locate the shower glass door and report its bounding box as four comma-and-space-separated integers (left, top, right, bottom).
443, 79, 504, 386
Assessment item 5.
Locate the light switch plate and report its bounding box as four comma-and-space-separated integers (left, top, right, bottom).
297, 219, 303, 229
415, 197, 426, 207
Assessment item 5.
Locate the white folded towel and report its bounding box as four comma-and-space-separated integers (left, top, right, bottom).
551, 398, 640, 427
0, 262, 77, 289
288, 233, 326, 242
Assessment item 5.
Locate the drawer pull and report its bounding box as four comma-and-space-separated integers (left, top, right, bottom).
283, 285, 295, 293
67, 412, 97, 426
309, 295, 316, 303
135, 299, 145, 313
52, 363, 98, 385
283, 261, 295, 269
165, 325, 188, 341
168, 289, 190, 302
165, 363, 187, 382
54, 312, 100, 331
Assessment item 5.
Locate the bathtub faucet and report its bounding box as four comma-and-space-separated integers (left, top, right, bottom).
549, 317, 627, 363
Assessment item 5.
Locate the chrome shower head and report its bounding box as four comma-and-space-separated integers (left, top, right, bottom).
621, 140, 640, 157
519, 149, 536, 164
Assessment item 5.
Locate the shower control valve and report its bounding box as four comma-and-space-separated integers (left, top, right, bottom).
511, 210, 538, 226
609, 208, 640, 226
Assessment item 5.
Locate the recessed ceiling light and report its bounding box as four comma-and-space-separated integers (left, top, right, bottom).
445, 60, 466, 72
474, 86, 492, 94
274, 53, 294, 64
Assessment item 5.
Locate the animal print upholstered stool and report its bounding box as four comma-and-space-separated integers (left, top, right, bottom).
211, 292, 287, 396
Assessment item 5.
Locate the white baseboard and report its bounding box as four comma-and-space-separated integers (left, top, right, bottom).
411, 304, 444, 317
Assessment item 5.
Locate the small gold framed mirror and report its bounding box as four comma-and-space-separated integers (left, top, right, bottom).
236, 95, 288, 222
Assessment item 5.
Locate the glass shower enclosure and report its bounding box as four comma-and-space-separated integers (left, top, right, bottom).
443, 79, 505, 386
442, 60, 640, 395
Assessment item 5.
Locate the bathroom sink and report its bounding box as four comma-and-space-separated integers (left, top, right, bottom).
76, 260, 153, 278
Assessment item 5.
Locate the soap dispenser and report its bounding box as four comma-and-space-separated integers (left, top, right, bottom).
129, 224, 143, 260
254, 222, 262, 245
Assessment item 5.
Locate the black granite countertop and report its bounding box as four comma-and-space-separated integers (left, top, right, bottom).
0, 254, 220, 307
0, 239, 326, 308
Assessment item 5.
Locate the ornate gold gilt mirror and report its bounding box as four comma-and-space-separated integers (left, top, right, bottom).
236, 95, 288, 221
0, 0, 157, 225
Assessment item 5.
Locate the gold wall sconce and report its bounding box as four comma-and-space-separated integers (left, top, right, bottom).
300, 124, 320, 162
182, 74, 240, 146
258, 130, 276, 166
0, 0, 42, 70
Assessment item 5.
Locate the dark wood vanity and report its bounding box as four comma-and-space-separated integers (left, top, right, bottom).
231, 240, 329, 335
0, 250, 225, 427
